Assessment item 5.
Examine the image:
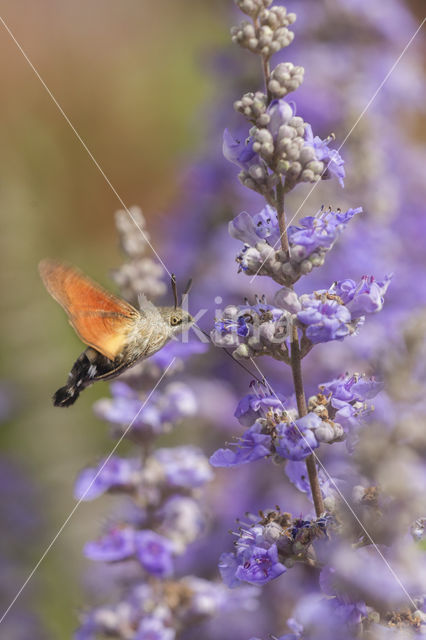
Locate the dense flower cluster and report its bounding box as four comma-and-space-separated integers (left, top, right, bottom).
229, 204, 362, 285
210, 375, 382, 469
219, 510, 332, 587
211, 275, 391, 361
212, 296, 292, 361
76, 578, 259, 640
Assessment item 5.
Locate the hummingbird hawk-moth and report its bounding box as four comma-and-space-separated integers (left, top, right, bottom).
39, 259, 193, 407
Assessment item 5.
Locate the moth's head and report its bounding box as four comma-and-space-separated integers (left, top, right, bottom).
160, 307, 194, 334
161, 273, 193, 334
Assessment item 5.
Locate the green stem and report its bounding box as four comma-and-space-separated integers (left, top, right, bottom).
290, 325, 325, 517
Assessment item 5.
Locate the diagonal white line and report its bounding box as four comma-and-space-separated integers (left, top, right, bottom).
249, 16, 426, 284
248, 356, 417, 609
0, 358, 176, 626
0, 14, 172, 279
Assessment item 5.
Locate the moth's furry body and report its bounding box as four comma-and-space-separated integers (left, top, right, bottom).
39, 259, 192, 407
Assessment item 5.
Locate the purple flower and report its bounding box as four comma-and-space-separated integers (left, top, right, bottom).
275, 414, 320, 461
287, 207, 361, 257
74, 456, 141, 501
229, 205, 280, 247
223, 129, 258, 169
297, 296, 352, 343
320, 373, 383, 403
135, 530, 174, 578
153, 446, 213, 488
218, 552, 243, 588
304, 123, 345, 186
215, 315, 250, 338
334, 274, 392, 318
135, 617, 175, 640
234, 543, 286, 585
234, 385, 284, 427
267, 99, 295, 138
84, 527, 136, 562
94, 382, 196, 436
210, 423, 272, 467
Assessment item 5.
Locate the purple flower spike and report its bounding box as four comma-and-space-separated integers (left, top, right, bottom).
235, 544, 286, 585
74, 456, 141, 501
210, 423, 272, 467
84, 526, 136, 562
275, 414, 320, 461
135, 530, 174, 578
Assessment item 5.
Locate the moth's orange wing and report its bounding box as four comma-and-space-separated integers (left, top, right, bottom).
39, 259, 139, 360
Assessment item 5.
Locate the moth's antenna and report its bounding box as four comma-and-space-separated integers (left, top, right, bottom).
194, 324, 265, 386
171, 273, 178, 309
181, 278, 193, 305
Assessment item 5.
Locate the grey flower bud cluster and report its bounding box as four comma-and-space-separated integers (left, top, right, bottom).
238, 163, 277, 199
211, 300, 292, 362
112, 206, 167, 305
237, 241, 327, 287
268, 62, 305, 98
252, 114, 324, 188
234, 91, 269, 127
231, 6, 296, 58
235, 0, 273, 18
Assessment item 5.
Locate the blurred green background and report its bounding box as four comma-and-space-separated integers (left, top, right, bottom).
0, 1, 228, 635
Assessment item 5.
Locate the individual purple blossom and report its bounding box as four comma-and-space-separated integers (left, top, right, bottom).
210, 423, 273, 467
134, 530, 174, 578
320, 373, 384, 403
215, 315, 250, 338
229, 205, 281, 247
304, 123, 345, 186
84, 527, 136, 563
223, 129, 258, 170
297, 295, 352, 343
234, 383, 285, 426
74, 456, 142, 501
234, 543, 287, 586
275, 414, 320, 461
287, 206, 362, 257
152, 446, 214, 488
333, 274, 393, 318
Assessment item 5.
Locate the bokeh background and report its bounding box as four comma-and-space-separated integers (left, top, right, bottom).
0, 0, 425, 638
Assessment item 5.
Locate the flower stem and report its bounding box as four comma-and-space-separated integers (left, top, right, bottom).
290, 325, 324, 517
262, 56, 272, 103
276, 179, 290, 255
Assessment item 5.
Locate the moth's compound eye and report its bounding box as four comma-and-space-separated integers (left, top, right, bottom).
170, 315, 182, 326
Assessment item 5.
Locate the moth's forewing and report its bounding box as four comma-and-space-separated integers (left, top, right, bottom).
39, 259, 139, 360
